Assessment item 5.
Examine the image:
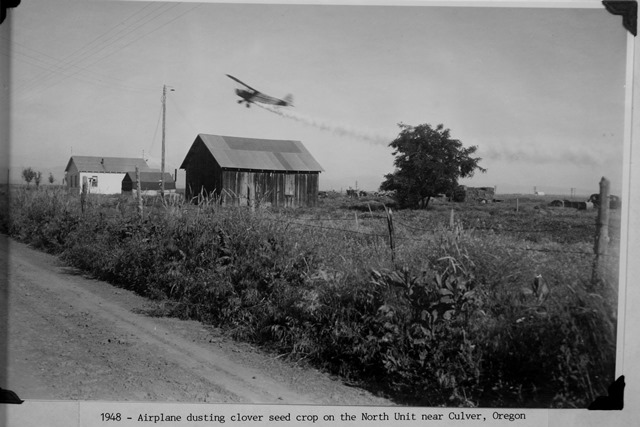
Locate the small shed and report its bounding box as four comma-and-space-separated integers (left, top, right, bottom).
121, 171, 176, 196
180, 134, 323, 207
453, 186, 495, 203
64, 156, 151, 194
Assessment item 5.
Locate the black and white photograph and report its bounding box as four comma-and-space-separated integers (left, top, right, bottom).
1, 0, 638, 425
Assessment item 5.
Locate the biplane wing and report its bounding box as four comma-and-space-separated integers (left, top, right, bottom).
226, 74, 293, 108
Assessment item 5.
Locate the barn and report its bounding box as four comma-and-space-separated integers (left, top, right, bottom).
121, 171, 176, 196
180, 134, 323, 207
64, 156, 151, 194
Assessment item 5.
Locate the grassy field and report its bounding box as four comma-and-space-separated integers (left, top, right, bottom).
1, 186, 620, 407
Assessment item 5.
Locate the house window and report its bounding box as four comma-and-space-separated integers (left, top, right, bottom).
91, 176, 98, 187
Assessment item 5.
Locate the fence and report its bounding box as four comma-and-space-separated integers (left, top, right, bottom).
255, 178, 619, 288
72, 175, 620, 288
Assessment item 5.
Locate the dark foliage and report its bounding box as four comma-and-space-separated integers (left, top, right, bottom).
381, 123, 485, 209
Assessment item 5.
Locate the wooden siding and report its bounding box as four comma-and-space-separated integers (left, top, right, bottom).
184, 139, 223, 200
220, 170, 319, 208
183, 138, 319, 207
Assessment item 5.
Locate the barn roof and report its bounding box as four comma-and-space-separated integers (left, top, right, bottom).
65, 156, 151, 173
180, 134, 324, 172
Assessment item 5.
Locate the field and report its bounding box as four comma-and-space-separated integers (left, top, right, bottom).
0, 186, 620, 408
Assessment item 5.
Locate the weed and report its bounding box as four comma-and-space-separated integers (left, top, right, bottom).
5, 187, 618, 407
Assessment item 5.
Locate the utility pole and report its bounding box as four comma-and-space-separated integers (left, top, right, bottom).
161, 84, 175, 199
161, 85, 167, 198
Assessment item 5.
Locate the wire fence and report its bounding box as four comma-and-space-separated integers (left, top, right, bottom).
256, 209, 622, 260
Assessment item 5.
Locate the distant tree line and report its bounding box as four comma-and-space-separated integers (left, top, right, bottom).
21, 167, 55, 187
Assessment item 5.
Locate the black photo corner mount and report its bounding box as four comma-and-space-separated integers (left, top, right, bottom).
0, 0, 21, 25
0, 387, 24, 404
603, 0, 638, 36
588, 375, 625, 410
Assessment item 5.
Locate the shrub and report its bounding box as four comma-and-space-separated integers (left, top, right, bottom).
5, 188, 617, 407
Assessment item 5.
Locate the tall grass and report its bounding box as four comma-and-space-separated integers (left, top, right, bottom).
2, 187, 618, 407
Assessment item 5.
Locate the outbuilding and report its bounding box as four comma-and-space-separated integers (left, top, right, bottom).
180, 134, 323, 207
121, 170, 176, 196
453, 186, 495, 203
64, 156, 151, 194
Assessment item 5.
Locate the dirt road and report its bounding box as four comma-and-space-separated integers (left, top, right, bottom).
3, 235, 391, 405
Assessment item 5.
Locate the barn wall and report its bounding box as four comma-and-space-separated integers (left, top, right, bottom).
182, 138, 319, 206
221, 170, 318, 208
183, 141, 223, 200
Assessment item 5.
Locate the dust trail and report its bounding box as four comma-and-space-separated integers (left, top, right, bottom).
482, 144, 612, 166
257, 104, 390, 145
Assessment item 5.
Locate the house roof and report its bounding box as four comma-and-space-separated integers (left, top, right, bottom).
65, 156, 151, 173
180, 134, 324, 172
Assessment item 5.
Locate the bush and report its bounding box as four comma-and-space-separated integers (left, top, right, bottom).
5, 187, 617, 407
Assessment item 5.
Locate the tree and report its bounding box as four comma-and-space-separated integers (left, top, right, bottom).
34, 171, 42, 187
380, 123, 486, 209
48, 172, 55, 184
22, 167, 37, 186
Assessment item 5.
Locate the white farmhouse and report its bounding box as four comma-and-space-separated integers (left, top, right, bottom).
64, 156, 151, 194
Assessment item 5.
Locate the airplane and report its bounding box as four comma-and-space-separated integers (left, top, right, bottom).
226, 74, 293, 108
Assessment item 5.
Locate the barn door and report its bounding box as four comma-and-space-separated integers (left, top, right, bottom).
284, 174, 295, 208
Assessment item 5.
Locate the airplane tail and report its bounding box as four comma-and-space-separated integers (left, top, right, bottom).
283, 94, 294, 106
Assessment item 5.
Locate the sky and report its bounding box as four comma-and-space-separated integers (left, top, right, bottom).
4, 0, 629, 195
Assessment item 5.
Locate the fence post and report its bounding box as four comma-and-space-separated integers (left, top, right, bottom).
516, 198, 519, 212
81, 176, 87, 213
386, 207, 395, 263
355, 212, 359, 229
449, 209, 455, 229
592, 177, 610, 286
135, 166, 143, 220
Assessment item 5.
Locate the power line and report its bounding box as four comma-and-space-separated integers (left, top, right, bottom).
148, 100, 164, 156
167, 96, 201, 136
0, 40, 153, 95
19, 3, 199, 102
15, 2, 166, 96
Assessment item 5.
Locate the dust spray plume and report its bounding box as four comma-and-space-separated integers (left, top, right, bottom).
257, 104, 390, 145
482, 144, 610, 167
